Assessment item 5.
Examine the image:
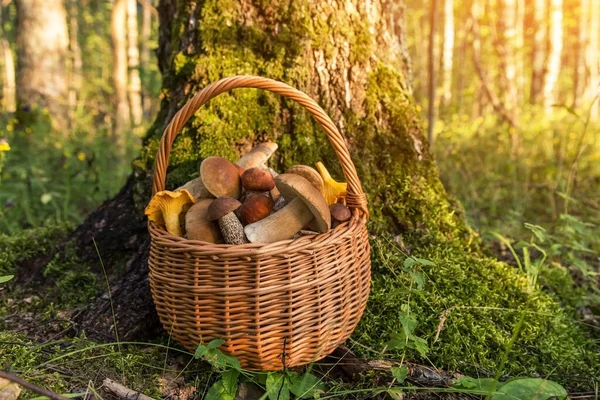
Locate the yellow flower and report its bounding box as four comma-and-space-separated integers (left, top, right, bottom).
0, 139, 10, 152
77, 152, 86, 161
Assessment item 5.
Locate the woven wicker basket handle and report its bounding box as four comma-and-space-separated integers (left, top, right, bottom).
152, 75, 368, 216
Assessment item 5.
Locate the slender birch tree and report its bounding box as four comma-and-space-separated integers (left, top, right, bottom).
542, 0, 564, 112
530, 0, 547, 104
127, 0, 143, 126
441, 0, 454, 106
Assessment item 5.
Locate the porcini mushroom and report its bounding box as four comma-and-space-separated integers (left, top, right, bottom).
240, 167, 276, 202
315, 162, 347, 205
185, 199, 224, 243
239, 194, 274, 225
200, 157, 242, 199
244, 174, 330, 243
207, 197, 247, 244
241, 167, 275, 191
176, 177, 214, 200
330, 203, 351, 228
285, 165, 324, 193
236, 142, 278, 170
145, 189, 195, 237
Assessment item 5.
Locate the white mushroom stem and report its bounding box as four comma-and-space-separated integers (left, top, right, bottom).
219, 213, 248, 244
244, 197, 313, 243
176, 178, 214, 199
236, 142, 278, 170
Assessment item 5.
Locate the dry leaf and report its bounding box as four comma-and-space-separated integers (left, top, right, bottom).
0, 377, 22, 400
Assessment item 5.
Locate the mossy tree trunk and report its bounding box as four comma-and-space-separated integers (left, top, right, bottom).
18, 0, 596, 384
74, 0, 430, 341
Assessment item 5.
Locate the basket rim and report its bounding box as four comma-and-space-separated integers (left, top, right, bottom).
148, 214, 368, 257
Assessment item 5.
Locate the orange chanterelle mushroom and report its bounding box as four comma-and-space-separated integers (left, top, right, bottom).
145, 190, 196, 237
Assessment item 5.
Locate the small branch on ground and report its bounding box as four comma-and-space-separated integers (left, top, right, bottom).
329, 346, 463, 387
0, 370, 70, 400
102, 378, 156, 400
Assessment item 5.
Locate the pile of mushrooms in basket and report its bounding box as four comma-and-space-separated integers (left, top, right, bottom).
145, 142, 352, 244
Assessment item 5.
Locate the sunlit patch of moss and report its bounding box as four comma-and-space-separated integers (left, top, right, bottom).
355, 236, 598, 386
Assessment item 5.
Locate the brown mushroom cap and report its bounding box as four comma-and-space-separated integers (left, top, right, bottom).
185, 199, 224, 243
241, 168, 275, 191
275, 174, 331, 232
200, 157, 242, 199
239, 194, 274, 225
233, 164, 245, 176
285, 165, 324, 193
207, 197, 242, 221
330, 203, 351, 222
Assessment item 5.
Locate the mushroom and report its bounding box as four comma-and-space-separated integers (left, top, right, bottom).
207, 197, 247, 244
241, 167, 275, 191
239, 194, 274, 225
145, 189, 196, 236
200, 156, 242, 199
240, 167, 276, 202
176, 177, 215, 200
185, 199, 224, 243
330, 203, 351, 228
285, 165, 324, 193
244, 174, 330, 243
315, 162, 347, 205
236, 142, 278, 170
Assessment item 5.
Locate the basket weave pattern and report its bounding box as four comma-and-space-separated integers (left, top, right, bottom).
148, 76, 371, 371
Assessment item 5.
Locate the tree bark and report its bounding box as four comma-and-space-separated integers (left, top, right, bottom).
441, 0, 453, 107
112, 0, 130, 154
427, 0, 439, 145
542, 0, 563, 112
530, 0, 547, 105
127, 0, 143, 126
14, 0, 69, 127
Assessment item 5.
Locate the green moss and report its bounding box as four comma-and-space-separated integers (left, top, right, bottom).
0, 224, 72, 275
356, 236, 597, 384
43, 242, 99, 306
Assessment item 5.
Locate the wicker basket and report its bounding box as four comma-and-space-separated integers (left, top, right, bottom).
148, 76, 371, 371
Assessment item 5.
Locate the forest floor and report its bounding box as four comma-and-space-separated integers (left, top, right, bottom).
1, 108, 599, 399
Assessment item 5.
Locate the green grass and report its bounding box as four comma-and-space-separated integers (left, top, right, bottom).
0, 107, 137, 235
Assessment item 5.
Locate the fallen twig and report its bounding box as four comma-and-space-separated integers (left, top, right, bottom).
330, 346, 462, 387
102, 378, 156, 400
0, 370, 70, 400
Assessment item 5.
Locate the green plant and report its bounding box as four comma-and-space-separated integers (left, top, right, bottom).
193, 340, 325, 400
454, 377, 567, 400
